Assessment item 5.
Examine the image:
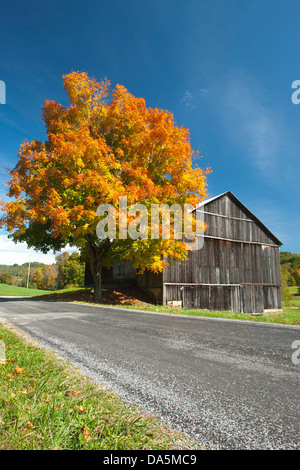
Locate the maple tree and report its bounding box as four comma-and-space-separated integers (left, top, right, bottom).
0, 72, 210, 302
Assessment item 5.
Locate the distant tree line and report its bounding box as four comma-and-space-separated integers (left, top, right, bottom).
280, 251, 300, 299
0, 251, 85, 290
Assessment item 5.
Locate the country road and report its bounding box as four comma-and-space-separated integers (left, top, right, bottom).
0, 298, 299, 450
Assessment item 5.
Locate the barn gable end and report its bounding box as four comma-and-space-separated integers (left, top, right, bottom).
195, 191, 281, 247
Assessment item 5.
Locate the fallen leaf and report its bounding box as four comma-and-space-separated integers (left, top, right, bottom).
65, 390, 81, 397
74, 405, 86, 413
81, 426, 91, 442
14, 366, 25, 375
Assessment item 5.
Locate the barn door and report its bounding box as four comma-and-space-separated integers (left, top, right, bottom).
182, 286, 194, 309
190, 286, 210, 309
241, 286, 264, 314
230, 286, 242, 313
182, 286, 210, 309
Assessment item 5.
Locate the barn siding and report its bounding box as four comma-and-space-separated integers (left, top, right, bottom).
163, 193, 282, 314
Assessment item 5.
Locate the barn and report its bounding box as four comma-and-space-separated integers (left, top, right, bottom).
161, 191, 282, 314
90, 191, 283, 315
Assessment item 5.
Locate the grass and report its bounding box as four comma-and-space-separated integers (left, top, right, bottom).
0, 322, 196, 450
113, 304, 300, 325
282, 286, 300, 307
0, 283, 53, 297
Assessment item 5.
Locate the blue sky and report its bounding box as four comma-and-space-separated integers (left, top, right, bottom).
0, 0, 299, 264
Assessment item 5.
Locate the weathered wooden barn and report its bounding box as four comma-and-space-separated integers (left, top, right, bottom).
161, 191, 282, 314
88, 191, 282, 314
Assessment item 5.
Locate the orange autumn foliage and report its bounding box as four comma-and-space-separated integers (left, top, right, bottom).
0, 72, 211, 301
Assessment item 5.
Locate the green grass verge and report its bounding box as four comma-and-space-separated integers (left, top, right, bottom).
282, 286, 300, 307
108, 304, 300, 325
0, 322, 196, 450
0, 283, 53, 297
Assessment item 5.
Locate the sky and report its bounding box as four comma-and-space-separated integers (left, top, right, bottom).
0, 0, 299, 265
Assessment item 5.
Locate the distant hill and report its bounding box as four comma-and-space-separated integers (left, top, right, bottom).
0, 262, 49, 277
0, 262, 54, 289
0, 252, 84, 291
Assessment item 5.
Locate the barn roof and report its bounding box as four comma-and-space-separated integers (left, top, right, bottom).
194, 191, 282, 246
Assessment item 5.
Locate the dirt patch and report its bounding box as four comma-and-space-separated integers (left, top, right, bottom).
102, 286, 152, 306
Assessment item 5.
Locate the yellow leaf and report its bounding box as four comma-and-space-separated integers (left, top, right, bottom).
65, 390, 81, 397
75, 405, 86, 413
81, 426, 91, 442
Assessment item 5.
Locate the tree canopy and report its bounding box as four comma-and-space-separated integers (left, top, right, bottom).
0, 72, 210, 301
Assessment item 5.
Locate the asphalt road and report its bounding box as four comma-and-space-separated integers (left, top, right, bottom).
0, 297, 299, 450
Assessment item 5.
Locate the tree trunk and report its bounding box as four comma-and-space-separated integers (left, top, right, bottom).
85, 236, 105, 303
85, 236, 113, 303
93, 266, 102, 303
